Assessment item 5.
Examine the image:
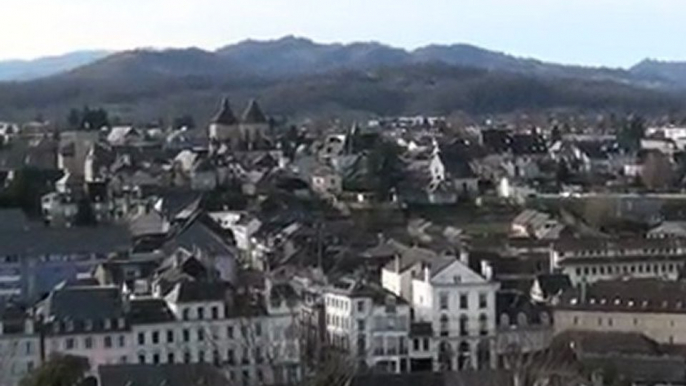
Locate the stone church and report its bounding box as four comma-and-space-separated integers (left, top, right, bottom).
208, 98, 271, 151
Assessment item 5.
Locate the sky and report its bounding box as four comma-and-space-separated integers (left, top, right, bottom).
2, 0, 684, 67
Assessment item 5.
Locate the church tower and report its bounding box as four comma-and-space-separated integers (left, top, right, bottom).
240, 99, 270, 150
208, 97, 240, 147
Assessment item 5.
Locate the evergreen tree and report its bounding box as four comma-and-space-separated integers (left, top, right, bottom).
20, 354, 89, 386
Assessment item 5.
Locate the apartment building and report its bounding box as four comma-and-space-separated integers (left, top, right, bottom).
551, 238, 686, 285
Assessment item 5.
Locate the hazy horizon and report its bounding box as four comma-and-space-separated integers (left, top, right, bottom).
3, 0, 685, 68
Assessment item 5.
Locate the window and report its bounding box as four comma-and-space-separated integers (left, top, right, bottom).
598, 317, 603, 326
257, 368, 264, 383
633, 318, 638, 326
65, 338, 75, 350
183, 329, 190, 342
211, 306, 219, 319
167, 353, 175, 364
373, 336, 384, 356
440, 314, 449, 337
213, 350, 221, 365
152, 353, 160, 364
423, 338, 430, 351
198, 350, 205, 363
84, 337, 93, 349
357, 320, 366, 331
573, 316, 579, 325
137, 332, 145, 345
227, 326, 234, 339
255, 347, 263, 364
413, 338, 420, 351
608, 318, 613, 327
241, 348, 250, 364
439, 292, 449, 310
479, 314, 488, 336
479, 293, 487, 309
460, 293, 468, 310
227, 349, 235, 365
184, 351, 191, 363
198, 328, 205, 341
118, 335, 126, 347
104, 336, 112, 348
357, 300, 365, 313
167, 330, 174, 343
138, 354, 146, 364
357, 334, 367, 357
182, 308, 190, 321
152, 331, 159, 344
198, 307, 205, 320
255, 322, 262, 337
459, 315, 468, 337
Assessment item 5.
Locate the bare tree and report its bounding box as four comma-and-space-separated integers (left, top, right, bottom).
641, 151, 674, 191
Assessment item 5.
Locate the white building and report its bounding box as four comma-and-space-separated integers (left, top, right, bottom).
382, 251, 499, 371
323, 278, 412, 373
551, 238, 686, 285
32, 278, 301, 386
0, 307, 40, 386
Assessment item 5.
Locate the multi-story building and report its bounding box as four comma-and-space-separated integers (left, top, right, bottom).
553, 278, 686, 345
0, 304, 40, 386
323, 277, 412, 373
33, 275, 301, 386
551, 238, 686, 285
0, 210, 131, 303
382, 251, 499, 371
37, 282, 132, 368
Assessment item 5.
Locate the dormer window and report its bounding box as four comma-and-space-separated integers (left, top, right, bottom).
84, 320, 93, 331
104, 319, 112, 330
66, 320, 74, 332
117, 317, 125, 329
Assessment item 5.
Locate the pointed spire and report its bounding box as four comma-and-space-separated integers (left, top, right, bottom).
211, 97, 238, 125
241, 99, 268, 124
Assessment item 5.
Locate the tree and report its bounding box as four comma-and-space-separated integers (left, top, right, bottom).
67, 109, 81, 129
74, 198, 97, 226
641, 151, 674, 191
551, 125, 562, 143
343, 136, 403, 199
172, 114, 196, 130
0, 168, 62, 215
20, 353, 89, 386
617, 115, 645, 152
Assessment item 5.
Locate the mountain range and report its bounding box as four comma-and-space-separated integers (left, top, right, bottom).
0, 51, 110, 82
0, 36, 685, 122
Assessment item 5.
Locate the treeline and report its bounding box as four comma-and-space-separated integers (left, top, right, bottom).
0, 61, 683, 124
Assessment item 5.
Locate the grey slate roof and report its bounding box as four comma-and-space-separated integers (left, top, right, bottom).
128, 298, 176, 324
352, 370, 514, 386
98, 364, 229, 386
211, 98, 238, 125
241, 99, 268, 124
41, 285, 124, 322
166, 281, 228, 303
0, 224, 131, 256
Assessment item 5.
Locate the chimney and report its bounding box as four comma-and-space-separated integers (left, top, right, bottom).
394, 254, 400, 273
480, 260, 493, 281
24, 319, 34, 334
423, 264, 431, 282
579, 277, 588, 304
459, 248, 469, 265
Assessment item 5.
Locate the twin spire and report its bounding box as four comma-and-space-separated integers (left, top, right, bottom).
211, 97, 267, 125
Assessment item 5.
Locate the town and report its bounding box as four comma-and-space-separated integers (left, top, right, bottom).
0, 96, 684, 386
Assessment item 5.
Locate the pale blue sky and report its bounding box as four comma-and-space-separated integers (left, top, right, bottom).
2, 0, 683, 67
